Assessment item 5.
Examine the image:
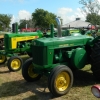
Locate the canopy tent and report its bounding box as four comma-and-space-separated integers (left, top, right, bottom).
61, 18, 91, 29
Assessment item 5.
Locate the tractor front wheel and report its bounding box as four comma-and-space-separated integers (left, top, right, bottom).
7, 56, 23, 72
48, 65, 73, 97
22, 58, 42, 82
0, 55, 7, 64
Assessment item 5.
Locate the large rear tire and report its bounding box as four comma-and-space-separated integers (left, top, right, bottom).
22, 58, 42, 82
91, 40, 100, 80
48, 65, 73, 97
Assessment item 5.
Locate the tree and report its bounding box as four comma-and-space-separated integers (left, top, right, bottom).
18, 20, 26, 29
79, 0, 100, 14
86, 13, 100, 25
32, 8, 57, 29
79, 0, 100, 25
0, 14, 12, 31
18, 19, 35, 29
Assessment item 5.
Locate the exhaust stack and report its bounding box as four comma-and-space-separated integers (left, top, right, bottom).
55, 17, 62, 37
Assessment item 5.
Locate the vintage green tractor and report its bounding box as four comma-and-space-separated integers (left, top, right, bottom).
0, 23, 44, 72
22, 18, 100, 96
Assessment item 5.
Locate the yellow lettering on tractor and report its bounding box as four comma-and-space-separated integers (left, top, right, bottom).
11, 36, 39, 49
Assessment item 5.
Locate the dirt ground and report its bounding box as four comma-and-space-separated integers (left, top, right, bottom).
0, 64, 100, 100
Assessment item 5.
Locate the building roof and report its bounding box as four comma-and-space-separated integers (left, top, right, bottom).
62, 18, 91, 28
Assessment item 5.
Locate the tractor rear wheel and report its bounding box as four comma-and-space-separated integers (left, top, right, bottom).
22, 58, 42, 82
7, 56, 23, 72
0, 55, 7, 64
91, 40, 100, 80
48, 65, 73, 97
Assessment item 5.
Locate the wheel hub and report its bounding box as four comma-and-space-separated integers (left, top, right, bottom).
28, 65, 38, 78
56, 72, 70, 91
11, 59, 20, 70
58, 77, 67, 86
13, 61, 18, 66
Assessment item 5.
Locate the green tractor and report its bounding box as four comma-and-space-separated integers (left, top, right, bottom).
22, 18, 100, 96
0, 32, 5, 50
0, 23, 44, 71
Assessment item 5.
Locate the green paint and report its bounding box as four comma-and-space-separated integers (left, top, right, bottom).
31, 32, 96, 74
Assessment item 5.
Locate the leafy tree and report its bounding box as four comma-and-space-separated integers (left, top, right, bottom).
19, 20, 27, 29
86, 13, 100, 25
18, 19, 35, 29
79, 0, 100, 25
32, 8, 57, 29
79, 0, 100, 14
0, 14, 12, 31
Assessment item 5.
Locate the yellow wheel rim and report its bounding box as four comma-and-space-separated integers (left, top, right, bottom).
55, 72, 70, 91
28, 64, 39, 78
0, 55, 6, 63
11, 59, 21, 70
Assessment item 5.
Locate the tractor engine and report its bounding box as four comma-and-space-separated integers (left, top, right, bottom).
31, 34, 93, 70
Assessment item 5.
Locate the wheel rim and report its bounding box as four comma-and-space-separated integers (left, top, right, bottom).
28, 64, 39, 78
11, 59, 21, 70
55, 72, 70, 92
0, 55, 6, 63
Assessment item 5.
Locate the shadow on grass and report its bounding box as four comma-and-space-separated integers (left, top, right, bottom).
0, 70, 99, 99
0, 63, 100, 99
73, 69, 100, 87
0, 76, 53, 100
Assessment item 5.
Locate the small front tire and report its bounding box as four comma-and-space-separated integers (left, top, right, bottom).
48, 65, 73, 97
7, 56, 23, 72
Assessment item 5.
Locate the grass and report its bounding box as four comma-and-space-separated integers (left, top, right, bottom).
0, 56, 100, 100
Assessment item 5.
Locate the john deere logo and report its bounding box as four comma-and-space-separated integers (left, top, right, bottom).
59, 44, 74, 47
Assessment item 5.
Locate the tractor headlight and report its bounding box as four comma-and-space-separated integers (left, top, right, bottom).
91, 85, 100, 98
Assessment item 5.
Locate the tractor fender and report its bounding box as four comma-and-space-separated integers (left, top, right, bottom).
90, 36, 100, 45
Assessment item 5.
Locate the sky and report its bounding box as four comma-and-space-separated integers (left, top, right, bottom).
0, 0, 95, 26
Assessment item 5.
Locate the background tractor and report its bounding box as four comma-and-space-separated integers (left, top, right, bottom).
0, 23, 44, 72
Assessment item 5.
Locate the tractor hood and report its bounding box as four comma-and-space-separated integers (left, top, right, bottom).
32, 35, 93, 47
4, 30, 43, 38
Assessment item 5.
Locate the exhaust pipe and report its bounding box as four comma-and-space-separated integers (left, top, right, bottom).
12, 22, 18, 34
55, 17, 62, 37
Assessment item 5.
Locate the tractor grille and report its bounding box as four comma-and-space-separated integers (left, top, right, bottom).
32, 46, 47, 65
